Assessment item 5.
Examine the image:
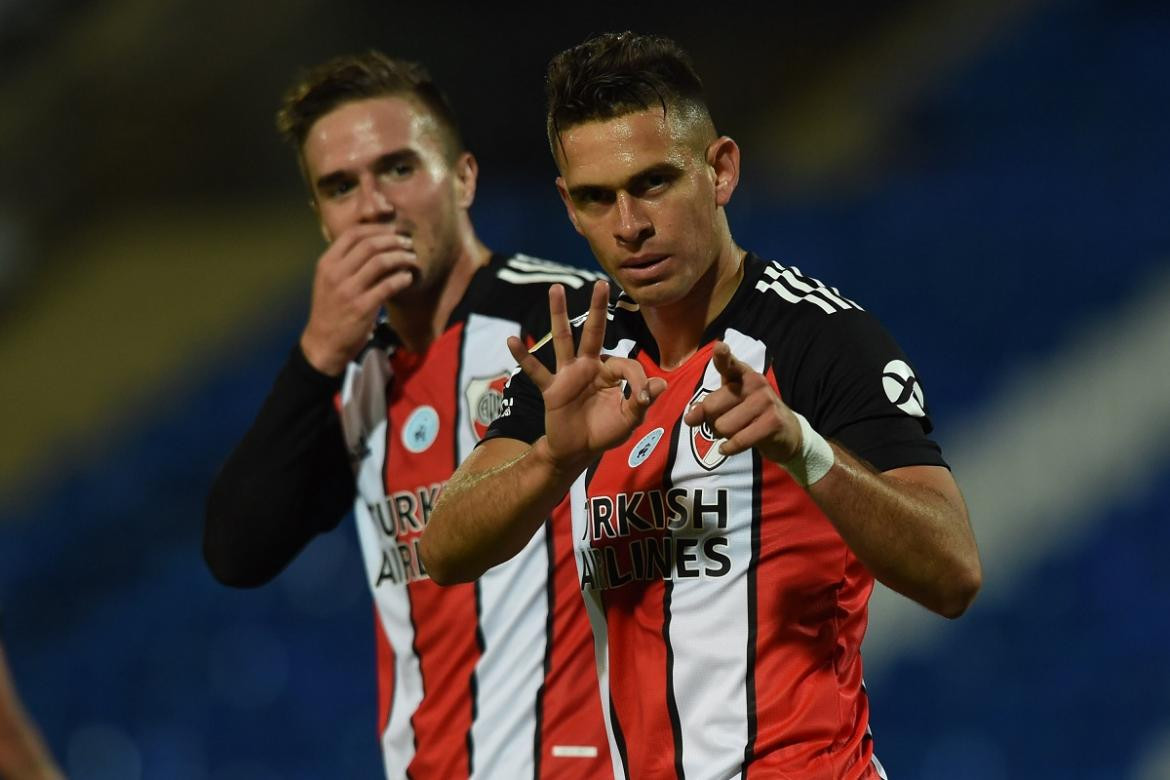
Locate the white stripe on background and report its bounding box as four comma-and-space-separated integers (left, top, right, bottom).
665, 328, 766, 780
864, 265, 1170, 673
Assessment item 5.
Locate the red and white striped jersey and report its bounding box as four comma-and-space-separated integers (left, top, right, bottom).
338, 254, 612, 779
488, 253, 946, 779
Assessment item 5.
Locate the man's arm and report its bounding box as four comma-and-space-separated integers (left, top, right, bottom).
685, 343, 981, 618
203, 346, 355, 587
809, 455, 977, 617
421, 281, 666, 584
205, 224, 417, 587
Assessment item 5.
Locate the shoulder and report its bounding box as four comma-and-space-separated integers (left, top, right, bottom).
729, 254, 880, 354
479, 253, 604, 313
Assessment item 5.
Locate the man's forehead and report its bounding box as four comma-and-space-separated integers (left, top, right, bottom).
558, 109, 688, 183
303, 95, 439, 172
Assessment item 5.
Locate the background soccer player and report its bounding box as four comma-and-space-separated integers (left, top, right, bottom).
203, 51, 609, 778
422, 32, 982, 778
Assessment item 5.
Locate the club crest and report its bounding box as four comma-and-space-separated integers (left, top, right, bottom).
688, 387, 728, 471
464, 371, 511, 440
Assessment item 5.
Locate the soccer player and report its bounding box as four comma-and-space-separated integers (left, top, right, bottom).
203, 51, 610, 778
421, 32, 982, 779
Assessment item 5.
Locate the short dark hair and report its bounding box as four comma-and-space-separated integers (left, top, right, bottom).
545, 32, 710, 157
276, 50, 464, 161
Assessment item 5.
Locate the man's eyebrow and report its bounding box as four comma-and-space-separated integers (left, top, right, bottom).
568, 162, 683, 200
314, 149, 421, 191
314, 170, 352, 192
371, 149, 421, 170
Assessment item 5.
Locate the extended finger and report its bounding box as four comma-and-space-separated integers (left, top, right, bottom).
712, 342, 748, 386
577, 279, 610, 359
547, 284, 576, 369
507, 335, 554, 391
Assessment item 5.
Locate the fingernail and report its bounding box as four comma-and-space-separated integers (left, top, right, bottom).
639, 390, 649, 403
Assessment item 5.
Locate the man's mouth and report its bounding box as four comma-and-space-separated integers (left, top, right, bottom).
621, 254, 669, 270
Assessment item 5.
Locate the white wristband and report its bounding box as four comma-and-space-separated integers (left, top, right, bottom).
782, 412, 835, 488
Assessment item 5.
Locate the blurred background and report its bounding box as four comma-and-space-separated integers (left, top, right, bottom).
1, 0, 1168, 777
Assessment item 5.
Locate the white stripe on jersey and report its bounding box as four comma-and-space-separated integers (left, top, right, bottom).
506, 254, 604, 279
352, 420, 425, 778
457, 314, 523, 461
755, 263, 863, 313
470, 524, 549, 779
342, 353, 426, 776
455, 313, 552, 777
665, 327, 767, 779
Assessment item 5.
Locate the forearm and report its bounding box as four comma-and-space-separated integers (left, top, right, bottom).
204, 347, 355, 587
421, 438, 586, 585
808, 445, 981, 618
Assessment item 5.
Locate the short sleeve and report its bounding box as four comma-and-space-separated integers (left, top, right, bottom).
481, 340, 552, 446
773, 308, 947, 472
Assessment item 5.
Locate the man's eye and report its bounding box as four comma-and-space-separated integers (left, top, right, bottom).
327, 181, 354, 197
386, 163, 414, 178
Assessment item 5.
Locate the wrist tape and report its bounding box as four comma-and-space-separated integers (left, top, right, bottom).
782, 412, 835, 487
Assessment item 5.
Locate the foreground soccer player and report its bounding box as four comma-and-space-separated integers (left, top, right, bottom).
204, 52, 609, 778
421, 32, 982, 779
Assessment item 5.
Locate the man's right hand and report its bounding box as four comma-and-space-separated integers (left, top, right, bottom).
506, 280, 667, 474
300, 225, 418, 376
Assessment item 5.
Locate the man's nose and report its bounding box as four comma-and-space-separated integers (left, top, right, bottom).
614, 192, 652, 246
358, 178, 394, 223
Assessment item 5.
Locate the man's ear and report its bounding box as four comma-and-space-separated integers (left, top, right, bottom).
555, 177, 584, 236
706, 136, 741, 208
453, 151, 479, 209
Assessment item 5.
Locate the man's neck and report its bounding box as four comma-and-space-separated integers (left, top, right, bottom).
642, 240, 745, 371
387, 230, 491, 354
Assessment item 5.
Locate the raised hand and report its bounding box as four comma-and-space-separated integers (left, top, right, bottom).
682, 341, 803, 464
507, 280, 667, 472
300, 224, 419, 375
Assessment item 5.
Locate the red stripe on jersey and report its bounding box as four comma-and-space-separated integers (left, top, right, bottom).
384, 323, 481, 777
374, 605, 395, 738
538, 505, 613, 779
587, 351, 695, 778
405, 580, 480, 778
747, 367, 877, 777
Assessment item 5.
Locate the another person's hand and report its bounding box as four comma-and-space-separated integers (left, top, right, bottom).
300, 224, 418, 376
507, 280, 667, 473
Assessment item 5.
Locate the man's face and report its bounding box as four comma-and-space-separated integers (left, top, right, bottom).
555, 108, 725, 308
302, 96, 467, 297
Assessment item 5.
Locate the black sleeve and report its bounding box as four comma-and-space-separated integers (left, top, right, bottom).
774, 308, 947, 472
489, 278, 599, 443
482, 335, 553, 446
204, 346, 356, 587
